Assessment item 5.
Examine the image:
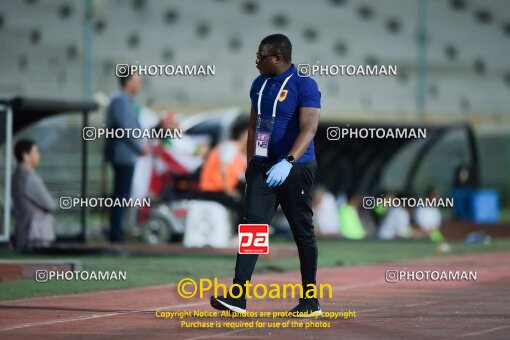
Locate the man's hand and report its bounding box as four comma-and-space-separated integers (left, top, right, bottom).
266, 159, 293, 187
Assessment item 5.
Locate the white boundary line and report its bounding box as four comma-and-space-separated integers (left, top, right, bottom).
457, 325, 510, 338
0, 301, 209, 332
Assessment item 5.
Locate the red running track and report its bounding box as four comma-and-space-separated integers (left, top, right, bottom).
1, 251, 509, 339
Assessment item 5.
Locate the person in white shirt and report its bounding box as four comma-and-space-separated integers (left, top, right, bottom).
414, 188, 442, 233
377, 193, 418, 240
312, 186, 340, 236
378, 206, 412, 240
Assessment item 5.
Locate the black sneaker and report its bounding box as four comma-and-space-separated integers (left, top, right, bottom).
289, 298, 322, 317
210, 295, 247, 313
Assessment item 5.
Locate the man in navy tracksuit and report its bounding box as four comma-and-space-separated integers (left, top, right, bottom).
211, 34, 322, 316
104, 72, 149, 242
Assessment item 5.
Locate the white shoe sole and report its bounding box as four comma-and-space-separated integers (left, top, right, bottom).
214, 298, 247, 313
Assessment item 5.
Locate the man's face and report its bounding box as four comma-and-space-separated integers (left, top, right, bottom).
24, 145, 40, 168
256, 44, 280, 75
126, 74, 142, 95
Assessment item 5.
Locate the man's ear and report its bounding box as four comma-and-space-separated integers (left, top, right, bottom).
22, 151, 31, 162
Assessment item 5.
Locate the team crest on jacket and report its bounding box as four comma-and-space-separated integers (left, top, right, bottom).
278, 89, 288, 102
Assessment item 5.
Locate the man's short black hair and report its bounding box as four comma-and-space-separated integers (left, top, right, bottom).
14, 139, 36, 163
231, 114, 249, 140
260, 34, 292, 63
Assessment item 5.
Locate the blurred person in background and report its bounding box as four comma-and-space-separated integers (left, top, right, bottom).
158, 112, 209, 174
371, 191, 394, 229
414, 187, 449, 250
358, 206, 377, 239
338, 193, 367, 240
128, 104, 161, 228
312, 186, 340, 236
130, 103, 161, 201
104, 70, 151, 243
149, 112, 210, 198
11, 139, 56, 251
378, 205, 412, 240
453, 165, 478, 188
198, 115, 249, 225
378, 193, 422, 240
